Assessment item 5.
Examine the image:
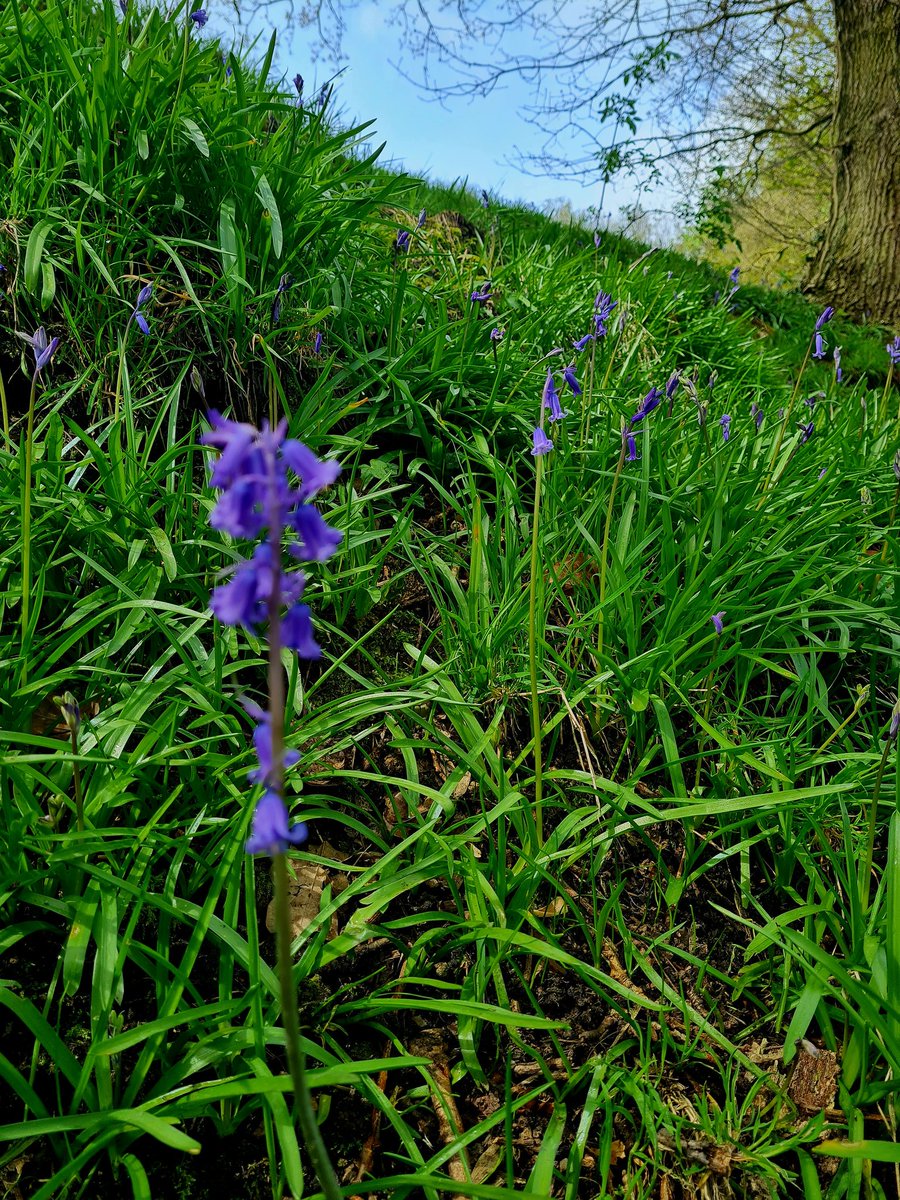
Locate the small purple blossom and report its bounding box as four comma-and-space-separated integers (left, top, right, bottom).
818, 468, 828, 480
480, 189, 490, 209
751, 402, 763, 430
631, 386, 662, 423
531, 427, 553, 456
470, 282, 491, 304
572, 332, 594, 352
128, 283, 153, 336
490, 327, 504, 342
799, 421, 814, 444
313, 331, 323, 355
245, 790, 308, 856
665, 372, 679, 401
813, 332, 826, 359
729, 267, 740, 284
815, 306, 835, 331
247, 705, 301, 786
893, 450, 900, 483
593, 231, 601, 248
890, 701, 900, 742
189, 8, 208, 26
594, 291, 617, 337
416, 208, 427, 229
271, 272, 292, 325
887, 335, 900, 365
18, 326, 59, 375
543, 369, 567, 422
711, 611, 725, 636
563, 364, 582, 397
624, 431, 639, 462
293, 73, 304, 98
720, 413, 731, 442
395, 230, 410, 253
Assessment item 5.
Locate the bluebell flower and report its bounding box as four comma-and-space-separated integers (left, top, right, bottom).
314, 331, 323, 355
543, 368, 567, 422
563, 364, 581, 397
246, 705, 301, 785
396, 230, 410, 252
190, 9, 208, 26
890, 700, 900, 741
531, 427, 553, 456
751, 402, 763, 430
18, 326, 59, 375
665, 372, 679, 401
813, 332, 826, 359
593, 232, 601, 248
886, 335, 900, 365
720, 413, 731, 441
127, 283, 153, 335
624, 431, 639, 462
490, 327, 504, 342
281, 439, 341, 501
293, 73, 304, 98
572, 332, 593, 352
815, 306, 835, 331
818, 467, 827, 480
290, 504, 344, 561
470, 282, 491, 304
729, 267, 740, 284
630, 386, 662, 423
245, 789, 308, 855
282, 603, 321, 656
893, 450, 900, 483
416, 208, 427, 229
480, 189, 490, 209
799, 421, 814, 444
594, 291, 617, 337
711, 611, 725, 635
271, 272, 292, 325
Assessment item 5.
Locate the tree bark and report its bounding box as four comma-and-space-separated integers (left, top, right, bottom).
804, 0, 900, 325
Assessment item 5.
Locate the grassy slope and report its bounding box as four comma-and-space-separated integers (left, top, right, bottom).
1, 3, 900, 1198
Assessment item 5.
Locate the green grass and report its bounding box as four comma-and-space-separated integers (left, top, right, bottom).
2, 1, 900, 1198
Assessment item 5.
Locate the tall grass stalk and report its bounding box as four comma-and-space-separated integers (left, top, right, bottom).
527, 441, 545, 849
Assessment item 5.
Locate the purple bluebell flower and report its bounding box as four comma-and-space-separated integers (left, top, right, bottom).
531, 427, 553, 456
245, 789, 308, 856
470, 282, 491, 304
630, 386, 662, 423
729, 266, 740, 284
117, 0, 127, 13
563, 364, 581, 397
542, 369, 567, 422
720, 413, 731, 442
593, 291, 617, 337
813, 332, 826, 359
890, 700, 900, 741
282, 603, 321, 657
887, 336, 900, 365
416, 208, 427, 229
818, 467, 827, 480
893, 450, 900, 483
624, 431, 639, 462
293, 73, 304, 99
246, 705, 301, 786
572, 332, 593, 352
815, 306, 835, 331
593, 231, 601, 248
290, 504, 344, 561
190, 8, 208, 26
490, 327, 504, 342
665, 372, 679, 401
799, 421, 814, 444
18, 326, 59, 375
314, 331, 323, 355
480, 189, 490, 209
833, 345, 842, 382
750, 402, 763, 430
395, 229, 410, 253
711, 611, 725, 635
127, 283, 153, 335
271, 272, 292, 325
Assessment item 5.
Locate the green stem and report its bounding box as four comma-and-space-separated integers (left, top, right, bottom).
881, 361, 894, 427
598, 430, 627, 665
71, 725, 84, 833
265, 450, 340, 1200
0, 366, 9, 449
860, 733, 894, 913
527, 450, 544, 849
21, 371, 38, 677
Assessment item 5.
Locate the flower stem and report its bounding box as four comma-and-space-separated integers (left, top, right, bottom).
598, 429, 627, 666
758, 335, 813, 505
21, 371, 38, 679
527, 450, 544, 850
265, 452, 340, 1200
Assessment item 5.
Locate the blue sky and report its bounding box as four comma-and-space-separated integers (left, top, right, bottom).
230, 1, 644, 219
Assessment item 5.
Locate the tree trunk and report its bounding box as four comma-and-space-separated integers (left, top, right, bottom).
803, 0, 900, 326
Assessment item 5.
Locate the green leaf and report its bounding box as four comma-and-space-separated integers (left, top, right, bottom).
24, 218, 55, 296
255, 172, 282, 258
179, 117, 209, 158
